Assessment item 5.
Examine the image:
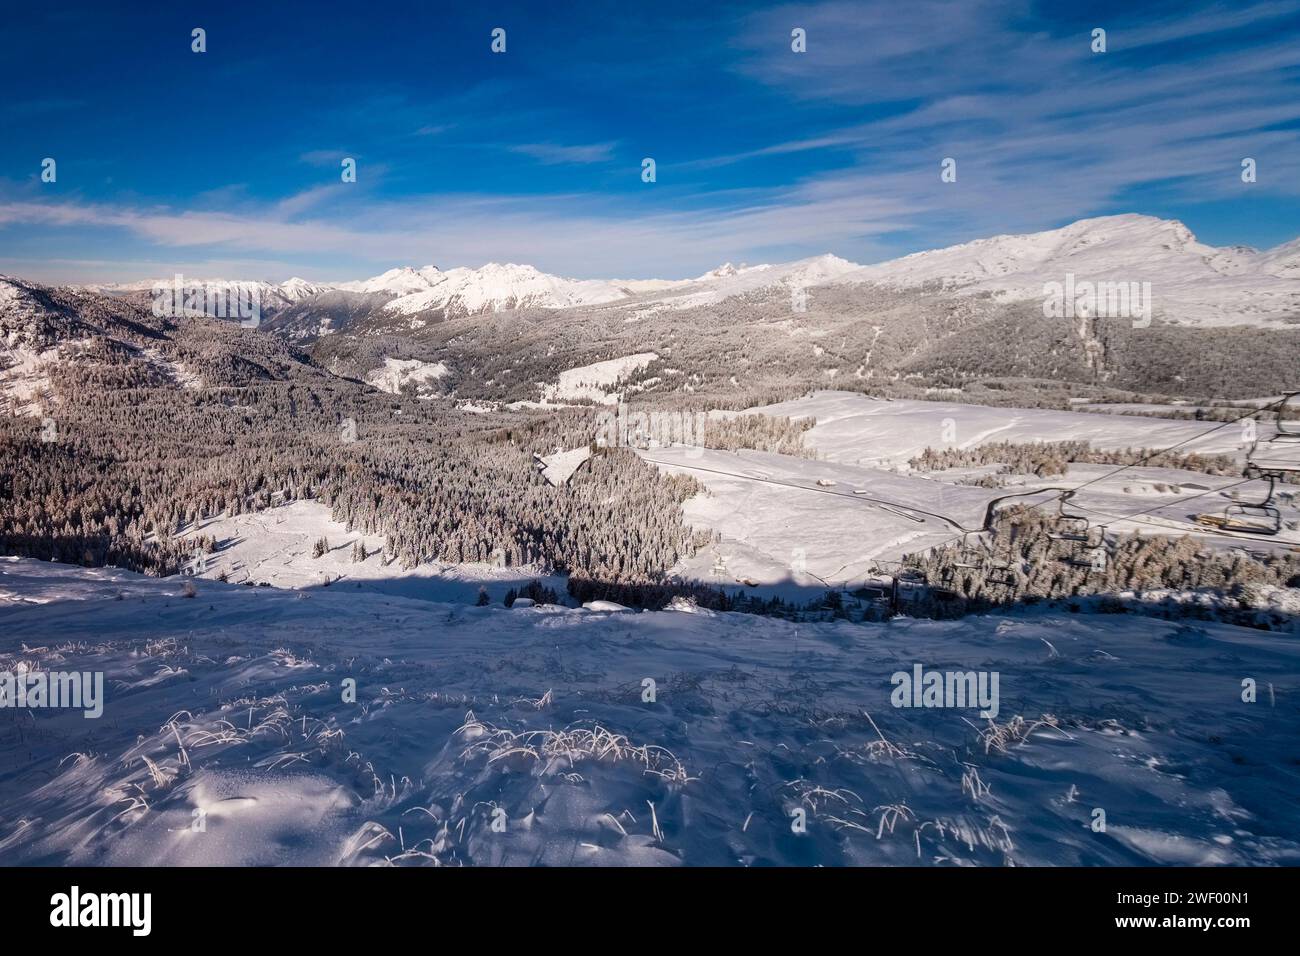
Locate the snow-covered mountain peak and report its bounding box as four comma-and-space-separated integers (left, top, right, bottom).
337, 265, 443, 295
847, 214, 1300, 327
694, 261, 775, 282
278, 276, 331, 299
698, 262, 742, 280
785, 252, 862, 281
382, 262, 627, 317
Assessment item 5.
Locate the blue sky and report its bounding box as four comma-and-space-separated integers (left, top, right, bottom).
2, 0, 1299, 283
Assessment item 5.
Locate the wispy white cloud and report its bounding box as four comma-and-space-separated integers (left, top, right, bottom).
509, 142, 618, 165
298, 150, 352, 167
4, 0, 1299, 281
0, 172, 916, 282
713, 0, 1300, 241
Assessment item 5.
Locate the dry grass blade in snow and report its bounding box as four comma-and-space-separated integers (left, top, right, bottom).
456, 714, 691, 783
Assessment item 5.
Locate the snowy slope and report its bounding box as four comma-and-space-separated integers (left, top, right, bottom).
2, 554, 1298, 866
1, 277, 67, 414
0, 275, 52, 326
643, 445, 1297, 597
1258, 237, 1300, 279
537, 446, 593, 486
642, 446, 991, 593
631, 255, 862, 313
0, 344, 58, 416
175, 500, 560, 604
846, 215, 1300, 327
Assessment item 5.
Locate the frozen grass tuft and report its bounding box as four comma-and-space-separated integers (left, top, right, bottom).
456, 715, 691, 783
969, 714, 1069, 754
861, 711, 919, 761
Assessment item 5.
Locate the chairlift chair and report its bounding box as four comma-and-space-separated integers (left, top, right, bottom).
1245, 391, 1300, 475
1047, 522, 1090, 544
1047, 493, 1091, 561
1063, 549, 1106, 570
987, 563, 1019, 588
951, 532, 984, 570
1220, 502, 1281, 535
969, 528, 1019, 588
1246, 443, 1300, 475
1046, 492, 1090, 538
1195, 392, 1300, 536
1274, 391, 1300, 438
1046, 493, 1100, 568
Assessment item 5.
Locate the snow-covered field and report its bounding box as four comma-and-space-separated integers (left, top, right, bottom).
176, 501, 562, 604
632, 393, 1299, 593
537, 446, 592, 486
542, 353, 658, 405
0, 344, 56, 416
750, 391, 1265, 467
640, 455, 1297, 596
363, 357, 449, 395
2, 555, 1297, 866
642, 446, 993, 594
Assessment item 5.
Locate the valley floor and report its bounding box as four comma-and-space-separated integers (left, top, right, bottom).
2, 556, 1297, 866
641, 392, 1300, 595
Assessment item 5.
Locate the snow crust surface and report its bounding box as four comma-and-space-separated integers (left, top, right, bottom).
2, 555, 1297, 866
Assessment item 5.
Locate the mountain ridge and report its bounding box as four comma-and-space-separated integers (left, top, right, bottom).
65, 213, 1300, 329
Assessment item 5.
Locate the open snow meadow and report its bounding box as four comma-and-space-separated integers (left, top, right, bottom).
3, 556, 1298, 867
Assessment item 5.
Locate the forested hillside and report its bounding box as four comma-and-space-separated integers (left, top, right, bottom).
300, 281, 1300, 409
1, 284, 710, 582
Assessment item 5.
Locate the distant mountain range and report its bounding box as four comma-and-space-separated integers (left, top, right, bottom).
5, 214, 1298, 413
70, 215, 1300, 331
